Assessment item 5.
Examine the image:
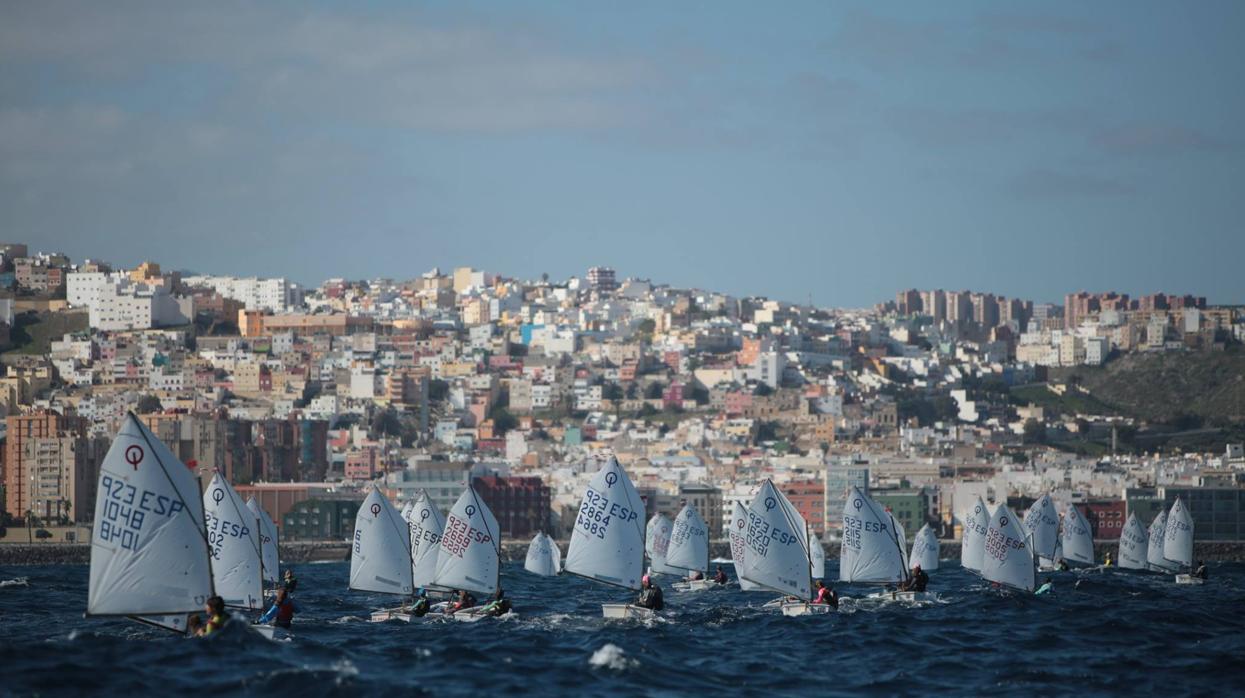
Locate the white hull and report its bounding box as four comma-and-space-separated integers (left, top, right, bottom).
780, 601, 833, 617
448, 606, 493, 622
761, 596, 788, 609
1174, 574, 1204, 585
601, 603, 654, 619
672, 579, 722, 593
864, 590, 936, 603
370, 607, 419, 623
251, 624, 290, 640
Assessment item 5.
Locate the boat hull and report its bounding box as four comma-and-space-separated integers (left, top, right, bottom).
672, 579, 722, 593
369, 608, 419, 623
780, 601, 833, 617
864, 590, 937, 603
601, 604, 654, 619
1175, 574, 1204, 585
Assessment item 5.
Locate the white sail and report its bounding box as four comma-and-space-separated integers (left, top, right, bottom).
665, 504, 709, 574
739, 479, 811, 598
432, 486, 501, 596
524, 533, 561, 576
1117, 513, 1148, 570
960, 497, 989, 573
349, 486, 413, 596
88, 414, 213, 617
406, 490, 447, 590
204, 474, 263, 609
1023, 495, 1060, 562
729, 501, 762, 591
1146, 510, 1174, 572
564, 457, 646, 590
1060, 505, 1095, 566
1162, 497, 1194, 569
245, 497, 279, 584
840, 487, 907, 584
809, 532, 826, 579
981, 505, 1035, 592
910, 523, 940, 571
645, 514, 682, 576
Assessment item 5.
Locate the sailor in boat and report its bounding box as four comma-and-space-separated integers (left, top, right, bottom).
187, 615, 204, 637
1193, 560, 1208, 580
480, 588, 512, 617
713, 566, 728, 585
900, 564, 929, 593
812, 580, 839, 609
1035, 577, 1054, 595
636, 575, 664, 611
200, 596, 228, 637
408, 589, 432, 618
283, 569, 298, 594
445, 589, 478, 616
1057, 559, 1070, 572
1103, 552, 1113, 567
257, 588, 299, 629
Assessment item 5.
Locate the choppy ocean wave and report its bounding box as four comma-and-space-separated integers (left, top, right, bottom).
1, 561, 1242, 696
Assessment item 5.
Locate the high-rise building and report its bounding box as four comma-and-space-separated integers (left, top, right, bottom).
895, 289, 922, 315
920, 289, 947, 323
586, 267, 618, 294
4, 411, 91, 523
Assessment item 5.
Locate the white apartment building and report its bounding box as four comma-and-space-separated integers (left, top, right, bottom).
89, 281, 191, 331
182, 275, 300, 312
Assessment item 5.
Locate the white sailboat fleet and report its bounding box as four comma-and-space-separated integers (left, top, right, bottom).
87, 414, 285, 637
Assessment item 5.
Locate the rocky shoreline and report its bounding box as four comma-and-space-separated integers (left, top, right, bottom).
3, 540, 1245, 566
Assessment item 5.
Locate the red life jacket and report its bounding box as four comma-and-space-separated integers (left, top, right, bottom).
275, 600, 296, 624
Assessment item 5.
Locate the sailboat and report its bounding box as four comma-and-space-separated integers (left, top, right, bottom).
729, 501, 762, 591
431, 486, 502, 622
408, 490, 449, 592
1163, 497, 1198, 584
352, 486, 414, 622
245, 497, 280, 594
809, 532, 826, 581
524, 532, 562, 576
645, 513, 682, 577
1146, 510, 1177, 574
981, 505, 1036, 593
734, 480, 814, 617
1117, 512, 1149, 570
910, 523, 940, 572
960, 497, 989, 575
668, 503, 714, 592
205, 474, 264, 612
1023, 494, 1060, 571
87, 414, 214, 636
840, 489, 914, 602
1059, 505, 1095, 567
563, 457, 647, 619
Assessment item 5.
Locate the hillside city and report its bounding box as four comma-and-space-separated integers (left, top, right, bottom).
2, 241, 1243, 548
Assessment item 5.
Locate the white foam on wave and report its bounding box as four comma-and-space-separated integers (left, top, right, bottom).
589, 643, 637, 671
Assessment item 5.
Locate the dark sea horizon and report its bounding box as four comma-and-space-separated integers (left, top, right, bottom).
2, 560, 1242, 697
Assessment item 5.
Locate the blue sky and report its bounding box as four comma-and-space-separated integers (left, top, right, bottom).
2, 1, 1242, 306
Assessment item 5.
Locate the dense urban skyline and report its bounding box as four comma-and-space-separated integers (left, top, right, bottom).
4, 2, 1245, 306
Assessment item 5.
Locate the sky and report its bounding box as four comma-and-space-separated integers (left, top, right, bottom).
2, 1, 1243, 308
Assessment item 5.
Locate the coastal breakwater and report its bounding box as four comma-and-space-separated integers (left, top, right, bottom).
4, 540, 1245, 565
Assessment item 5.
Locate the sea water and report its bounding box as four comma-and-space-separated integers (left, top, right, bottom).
1, 561, 1242, 696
